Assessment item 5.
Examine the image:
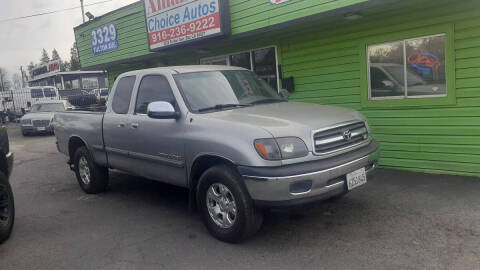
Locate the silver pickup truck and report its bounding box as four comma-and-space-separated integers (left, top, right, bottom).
54, 65, 379, 242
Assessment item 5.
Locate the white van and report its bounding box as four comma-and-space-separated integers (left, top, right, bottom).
1, 87, 60, 112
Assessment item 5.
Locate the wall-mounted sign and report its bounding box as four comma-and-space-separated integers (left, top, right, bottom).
91, 24, 118, 55
144, 0, 230, 51
31, 60, 61, 79
270, 0, 289, 4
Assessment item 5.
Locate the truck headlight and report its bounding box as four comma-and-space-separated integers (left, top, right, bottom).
254, 137, 308, 160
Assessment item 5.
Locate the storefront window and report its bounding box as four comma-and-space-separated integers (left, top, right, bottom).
229, 52, 251, 70
200, 56, 228, 65
201, 47, 279, 90
82, 77, 99, 89
253, 47, 278, 91
368, 34, 446, 99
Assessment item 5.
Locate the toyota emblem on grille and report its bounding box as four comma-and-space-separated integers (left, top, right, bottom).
343, 130, 352, 141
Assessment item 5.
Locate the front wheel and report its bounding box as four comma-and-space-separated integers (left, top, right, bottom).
197, 165, 262, 243
73, 146, 109, 194
0, 172, 14, 244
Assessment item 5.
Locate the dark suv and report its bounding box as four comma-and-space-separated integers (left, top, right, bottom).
0, 126, 14, 243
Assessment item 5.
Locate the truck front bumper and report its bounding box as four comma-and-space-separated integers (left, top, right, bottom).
239, 141, 379, 208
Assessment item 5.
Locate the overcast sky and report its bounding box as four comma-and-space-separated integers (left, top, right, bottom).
0, 0, 138, 79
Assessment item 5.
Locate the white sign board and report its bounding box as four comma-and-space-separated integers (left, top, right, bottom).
144, 0, 230, 51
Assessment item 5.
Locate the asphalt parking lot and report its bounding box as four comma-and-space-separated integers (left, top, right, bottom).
0, 124, 479, 270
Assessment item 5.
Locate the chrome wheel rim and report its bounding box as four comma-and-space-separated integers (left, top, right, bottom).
206, 183, 237, 229
78, 156, 91, 185
0, 184, 11, 227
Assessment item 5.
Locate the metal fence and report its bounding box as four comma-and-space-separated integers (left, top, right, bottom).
0, 88, 108, 123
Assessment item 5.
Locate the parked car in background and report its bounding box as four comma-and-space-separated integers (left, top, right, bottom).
369, 63, 446, 97
20, 100, 72, 136
67, 90, 97, 108
92, 88, 109, 105
53, 66, 379, 242
0, 126, 14, 243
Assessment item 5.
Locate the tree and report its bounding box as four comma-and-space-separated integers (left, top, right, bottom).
62, 60, 71, 72
0, 68, 8, 91
11, 73, 22, 90
51, 49, 61, 61
40, 48, 50, 64
70, 43, 81, 71
27, 61, 35, 78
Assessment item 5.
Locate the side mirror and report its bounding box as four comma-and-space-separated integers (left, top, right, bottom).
147, 101, 180, 119
279, 89, 290, 99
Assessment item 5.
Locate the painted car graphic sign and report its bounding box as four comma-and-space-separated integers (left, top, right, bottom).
144, 0, 230, 51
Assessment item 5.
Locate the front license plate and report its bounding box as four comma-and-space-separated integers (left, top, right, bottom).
37, 127, 46, 131
346, 167, 367, 190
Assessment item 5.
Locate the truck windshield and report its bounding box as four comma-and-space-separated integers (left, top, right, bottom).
174, 70, 284, 112
31, 103, 65, 112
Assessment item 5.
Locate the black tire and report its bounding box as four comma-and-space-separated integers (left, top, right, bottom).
0, 172, 14, 244
73, 146, 109, 194
21, 130, 27, 136
197, 164, 262, 243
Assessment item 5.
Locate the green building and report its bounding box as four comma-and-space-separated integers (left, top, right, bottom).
74, 0, 480, 177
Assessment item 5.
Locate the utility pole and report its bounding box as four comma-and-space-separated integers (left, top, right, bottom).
0, 72, 4, 92
80, 0, 85, 23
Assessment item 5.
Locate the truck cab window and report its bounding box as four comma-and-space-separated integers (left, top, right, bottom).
135, 75, 175, 114
112, 76, 136, 114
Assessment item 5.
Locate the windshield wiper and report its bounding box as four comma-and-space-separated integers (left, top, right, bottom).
197, 103, 251, 112
249, 98, 287, 105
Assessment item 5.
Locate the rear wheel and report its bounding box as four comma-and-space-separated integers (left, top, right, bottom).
197, 165, 262, 243
0, 172, 14, 244
73, 146, 109, 194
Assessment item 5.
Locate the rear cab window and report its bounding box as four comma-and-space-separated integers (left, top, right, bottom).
112, 76, 136, 114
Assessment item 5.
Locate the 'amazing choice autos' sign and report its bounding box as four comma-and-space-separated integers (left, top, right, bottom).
144, 0, 230, 51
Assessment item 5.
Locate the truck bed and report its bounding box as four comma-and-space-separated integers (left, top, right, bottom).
53, 110, 108, 167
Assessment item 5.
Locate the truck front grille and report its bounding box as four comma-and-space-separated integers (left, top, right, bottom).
313, 121, 368, 154
32, 120, 50, 127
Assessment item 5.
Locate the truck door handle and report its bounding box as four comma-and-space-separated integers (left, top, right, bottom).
118, 123, 125, 128
131, 123, 139, 129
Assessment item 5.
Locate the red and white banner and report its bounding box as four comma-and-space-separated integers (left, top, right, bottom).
144, 0, 225, 50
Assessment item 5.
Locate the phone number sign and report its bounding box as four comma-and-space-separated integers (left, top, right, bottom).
144, 0, 230, 51
91, 24, 118, 55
